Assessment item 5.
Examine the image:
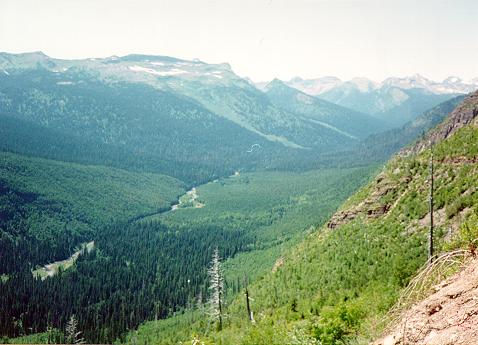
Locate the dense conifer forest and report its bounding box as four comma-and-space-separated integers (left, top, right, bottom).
0, 49, 476, 345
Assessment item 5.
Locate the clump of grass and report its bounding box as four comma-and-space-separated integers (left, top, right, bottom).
380, 248, 473, 336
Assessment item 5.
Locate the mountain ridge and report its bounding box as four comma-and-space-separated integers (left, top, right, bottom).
257, 74, 468, 127
0, 51, 378, 153
263, 78, 388, 139
281, 74, 478, 96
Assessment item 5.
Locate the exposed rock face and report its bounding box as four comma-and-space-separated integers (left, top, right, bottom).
403, 91, 478, 155
374, 258, 478, 345
327, 173, 398, 229
327, 90, 478, 231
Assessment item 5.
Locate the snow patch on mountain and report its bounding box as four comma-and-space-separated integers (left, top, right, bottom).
129, 65, 187, 76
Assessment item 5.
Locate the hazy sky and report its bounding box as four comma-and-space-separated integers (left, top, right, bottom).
1, 0, 477, 82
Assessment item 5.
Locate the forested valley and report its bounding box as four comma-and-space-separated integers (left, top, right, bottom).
0, 51, 476, 345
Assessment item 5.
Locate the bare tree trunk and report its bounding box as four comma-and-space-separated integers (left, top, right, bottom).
244, 276, 252, 321
429, 145, 434, 262
218, 292, 223, 331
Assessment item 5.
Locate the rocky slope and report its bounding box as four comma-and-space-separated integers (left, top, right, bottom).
327, 90, 478, 231
405, 91, 478, 154
369, 91, 478, 345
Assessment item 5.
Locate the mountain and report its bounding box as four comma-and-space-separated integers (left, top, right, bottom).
0, 51, 374, 150
275, 76, 343, 95
274, 95, 465, 170
3, 51, 476, 345
382, 74, 478, 94
281, 74, 477, 126
0, 52, 395, 344
357, 95, 465, 159
0, 69, 273, 184
0, 52, 388, 184
126, 90, 478, 344
263, 79, 388, 140
285, 74, 478, 97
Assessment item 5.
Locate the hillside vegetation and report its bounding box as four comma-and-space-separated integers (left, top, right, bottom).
0, 160, 376, 342
127, 92, 478, 344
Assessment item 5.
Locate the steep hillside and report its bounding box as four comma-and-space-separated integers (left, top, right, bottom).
133, 91, 478, 344
405, 90, 478, 154
264, 79, 387, 139
0, 67, 285, 183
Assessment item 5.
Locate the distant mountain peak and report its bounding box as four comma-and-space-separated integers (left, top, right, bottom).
284, 74, 478, 97
284, 76, 342, 95
348, 77, 379, 92
443, 76, 462, 83
266, 78, 286, 87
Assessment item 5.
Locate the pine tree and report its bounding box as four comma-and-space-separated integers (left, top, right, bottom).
207, 247, 224, 331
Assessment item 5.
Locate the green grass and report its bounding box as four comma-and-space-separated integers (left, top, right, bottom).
3, 328, 64, 344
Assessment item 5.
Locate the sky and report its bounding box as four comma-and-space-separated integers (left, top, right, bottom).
1, 0, 477, 82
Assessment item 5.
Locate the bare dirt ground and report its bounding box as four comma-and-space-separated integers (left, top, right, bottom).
374, 257, 478, 345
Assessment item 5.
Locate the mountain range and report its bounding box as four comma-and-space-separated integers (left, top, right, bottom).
283, 74, 478, 96
257, 74, 478, 127
2, 51, 478, 345
1, 51, 383, 150
0, 51, 395, 184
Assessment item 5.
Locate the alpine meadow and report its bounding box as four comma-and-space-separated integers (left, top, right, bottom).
1, 1, 478, 345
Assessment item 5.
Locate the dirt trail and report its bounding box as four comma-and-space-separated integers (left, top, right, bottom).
374, 258, 478, 345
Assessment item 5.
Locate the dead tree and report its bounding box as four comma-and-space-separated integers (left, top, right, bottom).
429, 143, 434, 262
65, 315, 84, 344
208, 247, 224, 331
244, 276, 252, 322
